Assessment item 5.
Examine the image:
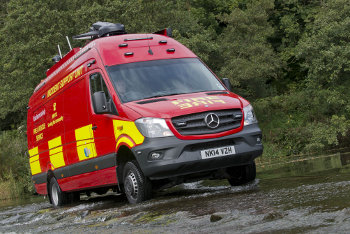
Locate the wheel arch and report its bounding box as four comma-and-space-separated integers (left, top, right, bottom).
116, 145, 137, 184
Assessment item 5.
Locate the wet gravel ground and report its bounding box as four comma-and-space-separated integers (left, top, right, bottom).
1, 152, 350, 233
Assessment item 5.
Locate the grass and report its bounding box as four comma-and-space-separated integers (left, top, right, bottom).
0, 129, 33, 201
0, 180, 12, 200
0, 173, 24, 200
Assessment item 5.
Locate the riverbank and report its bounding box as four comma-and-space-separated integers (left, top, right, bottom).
2, 146, 349, 203
2, 151, 350, 233
0, 176, 28, 201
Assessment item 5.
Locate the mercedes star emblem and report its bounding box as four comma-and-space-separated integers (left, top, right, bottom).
204, 113, 220, 129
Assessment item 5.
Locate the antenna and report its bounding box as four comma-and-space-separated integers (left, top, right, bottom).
66, 36, 72, 51
57, 45, 62, 59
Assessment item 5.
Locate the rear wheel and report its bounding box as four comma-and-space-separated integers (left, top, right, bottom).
49, 177, 68, 208
226, 161, 256, 186
123, 161, 152, 204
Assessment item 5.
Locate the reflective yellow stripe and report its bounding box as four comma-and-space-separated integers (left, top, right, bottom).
75, 124, 97, 161
28, 147, 38, 157
29, 154, 39, 163
116, 137, 135, 149
113, 120, 144, 149
28, 147, 41, 175
48, 136, 65, 169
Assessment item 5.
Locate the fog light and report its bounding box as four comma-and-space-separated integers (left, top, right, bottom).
149, 152, 163, 160
257, 136, 262, 144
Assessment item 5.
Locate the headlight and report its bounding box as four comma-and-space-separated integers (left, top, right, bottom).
135, 118, 174, 138
243, 104, 257, 126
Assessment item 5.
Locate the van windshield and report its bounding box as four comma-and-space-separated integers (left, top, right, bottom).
106, 58, 226, 103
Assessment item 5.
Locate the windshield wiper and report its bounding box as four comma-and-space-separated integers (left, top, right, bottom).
143, 92, 187, 100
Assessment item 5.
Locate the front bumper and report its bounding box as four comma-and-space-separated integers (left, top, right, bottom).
132, 124, 263, 180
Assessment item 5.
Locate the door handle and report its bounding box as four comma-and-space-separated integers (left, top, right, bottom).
92, 125, 97, 130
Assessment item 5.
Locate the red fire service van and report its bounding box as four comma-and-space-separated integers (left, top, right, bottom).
27, 22, 263, 207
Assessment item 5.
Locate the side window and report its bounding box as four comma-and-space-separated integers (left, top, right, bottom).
90, 73, 111, 103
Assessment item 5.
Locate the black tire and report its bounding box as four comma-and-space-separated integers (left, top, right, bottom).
49, 177, 68, 208
226, 161, 256, 186
123, 161, 152, 204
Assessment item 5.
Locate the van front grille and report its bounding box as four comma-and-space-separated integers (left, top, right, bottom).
171, 109, 242, 136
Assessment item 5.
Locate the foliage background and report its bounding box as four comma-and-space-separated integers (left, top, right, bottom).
0, 0, 349, 197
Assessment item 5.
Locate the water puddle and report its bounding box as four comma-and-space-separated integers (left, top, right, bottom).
1, 150, 350, 233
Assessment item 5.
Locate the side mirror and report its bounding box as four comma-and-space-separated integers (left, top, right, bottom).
222, 78, 232, 92
92, 91, 111, 114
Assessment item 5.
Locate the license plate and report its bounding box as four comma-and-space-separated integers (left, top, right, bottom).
200, 146, 236, 159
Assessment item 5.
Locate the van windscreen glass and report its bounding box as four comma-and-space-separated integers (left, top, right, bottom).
106, 58, 226, 103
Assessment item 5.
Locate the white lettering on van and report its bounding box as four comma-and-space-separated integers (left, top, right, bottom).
33, 109, 46, 122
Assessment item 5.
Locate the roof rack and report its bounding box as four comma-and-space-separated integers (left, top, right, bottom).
35, 23, 173, 94
73, 22, 126, 40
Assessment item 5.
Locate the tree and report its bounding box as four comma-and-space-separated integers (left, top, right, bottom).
0, 0, 213, 130
218, 0, 281, 99
297, 0, 350, 90
268, 0, 320, 93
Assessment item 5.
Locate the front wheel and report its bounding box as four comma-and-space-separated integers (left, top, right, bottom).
226, 161, 256, 186
49, 177, 68, 208
123, 161, 152, 204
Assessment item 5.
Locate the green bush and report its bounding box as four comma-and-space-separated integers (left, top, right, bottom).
255, 89, 350, 157
0, 128, 34, 198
